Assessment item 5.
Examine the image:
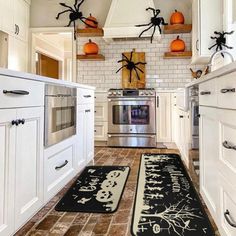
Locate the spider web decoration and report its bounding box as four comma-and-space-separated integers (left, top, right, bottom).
208, 31, 234, 57
56, 0, 98, 40
116, 50, 147, 85
136, 8, 168, 43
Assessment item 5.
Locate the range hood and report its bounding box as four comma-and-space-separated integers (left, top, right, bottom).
103, 0, 159, 41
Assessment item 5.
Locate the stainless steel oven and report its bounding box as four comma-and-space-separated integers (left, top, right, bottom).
108, 89, 156, 147
45, 84, 76, 147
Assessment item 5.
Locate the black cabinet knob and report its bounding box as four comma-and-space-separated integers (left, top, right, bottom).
18, 119, 25, 125
11, 120, 19, 126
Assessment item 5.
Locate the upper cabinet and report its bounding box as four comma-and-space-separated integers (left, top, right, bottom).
192, 0, 223, 64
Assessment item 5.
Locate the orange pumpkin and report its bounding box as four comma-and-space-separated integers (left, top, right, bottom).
85, 13, 98, 28
170, 10, 185, 25
83, 39, 99, 55
170, 36, 185, 52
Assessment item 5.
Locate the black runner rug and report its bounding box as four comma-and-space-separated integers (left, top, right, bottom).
131, 154, 215, 236
55, 166, 130, 213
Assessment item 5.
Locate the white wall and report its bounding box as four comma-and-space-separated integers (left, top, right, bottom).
30, 0, 192, 28
77, 34, 203, 91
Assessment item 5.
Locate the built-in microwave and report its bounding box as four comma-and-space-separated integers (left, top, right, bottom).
44, 84, 76, 147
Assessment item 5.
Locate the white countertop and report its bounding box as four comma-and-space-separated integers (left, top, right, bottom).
0, 68, 95, 90
185, 61, 236, 88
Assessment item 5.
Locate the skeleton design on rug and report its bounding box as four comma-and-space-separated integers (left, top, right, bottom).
208, 31, 234, 57
136, 8, 168, 43
132, 154, 215, 236
55, 0, 98, 39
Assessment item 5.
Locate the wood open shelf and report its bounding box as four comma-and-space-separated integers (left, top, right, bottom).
77, 28, 104, 37
163, 24, 192, 34
77, 54, 105, 61
163, 51, 192, 59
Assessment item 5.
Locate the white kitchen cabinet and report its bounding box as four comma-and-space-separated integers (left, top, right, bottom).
199, 106, 219, 220
0, 106, 44, 235
77, 104, 95, 166
0, 0, 14, 34
156, 93, 172, 142
14, 107, 44, 229
8, 35, 28, 72
0, 110, 16, 236
191, 0, 223, 64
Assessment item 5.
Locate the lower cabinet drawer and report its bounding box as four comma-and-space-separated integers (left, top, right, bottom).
218, 174, 236, 236
95, 102, 108, 122
218, 109, 236, 186
77, 88, 94, 104
95, 122, 108, 141
45, 145, 75, 201
217, 71, 236, 109
199, 79, 217, 107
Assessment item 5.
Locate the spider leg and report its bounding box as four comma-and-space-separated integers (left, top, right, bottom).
134, 68, 141, 80
214, 31, 221, 35
130, 50, 133, 61
136, 22, 152, 27
56, 9, 71, 19
116, 65, 127, 73
77, 0, 85, 9
59, 3, 74, 11
135, 66, 144, 73
155, 9, 161, 17
118, 59, 129, 63
139, 24, 154, 38
80, 18, 96, 28
210, 36, 218, 39
122, 53, 130, 61
223, 30, 234, 35
66, 20, 73, 27
73, 21, 76, 40
74, 0, 78, 9
81, 16, 98, 28
222, 43, 233, 49
129, 69, 132, 83
150, 25, 157, 43
160, 17, 168, 25
208, 43, 217, 50
146, 7, 156, 15
135, 62, 147, 66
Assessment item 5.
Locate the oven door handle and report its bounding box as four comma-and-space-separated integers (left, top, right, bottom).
108, 98, 155, 102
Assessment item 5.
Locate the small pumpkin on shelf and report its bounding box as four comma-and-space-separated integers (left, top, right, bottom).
83, 39, 99, 55
170, 9, 185, 25
170, 36, 186, 52
85, 13, 98, 28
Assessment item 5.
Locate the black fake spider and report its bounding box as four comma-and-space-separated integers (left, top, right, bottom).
116, 51, 147, 83
208, 31, 234, 57
56, 0, 98, 39
136, 8, 168, 43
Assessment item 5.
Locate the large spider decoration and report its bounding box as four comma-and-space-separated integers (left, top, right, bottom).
56, 0, 98, 39
116, 51, 147, 83
208, 31, 234, 57
136, 8, 168, 43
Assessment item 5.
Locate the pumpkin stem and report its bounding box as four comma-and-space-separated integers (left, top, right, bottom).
89, 39, 92, 43
90, 13, 92, 17
177, 35, 180, 40
175, 9, 178, 12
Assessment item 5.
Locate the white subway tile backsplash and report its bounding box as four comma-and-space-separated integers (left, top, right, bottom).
77, 34, 203, 91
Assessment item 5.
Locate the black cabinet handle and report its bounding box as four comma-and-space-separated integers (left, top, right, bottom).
83, 95, 91, 98
221, 88, 236, 94
179, 115, 184, 118
3, 90, 30, 95
11, 120, 19, 126
156, 96, 159, 108
55, 160, 68, 170
18, 119, 25, 125
15, 24, 17, 34
224, 210, 236, 228
94, 130, 97, 132
200, 91, 211, 95
196, 39, 199, 51
222, 141, 236, 150
17, 25, 19, 35
85, 109, 91, 113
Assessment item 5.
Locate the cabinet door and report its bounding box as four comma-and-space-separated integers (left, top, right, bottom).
14, 107, 44, 230
76, 105, 87, 169
192, 0, 200, 62
85, 104, 95, 164
0, 0, 15, 34
199, 106, 219, 220
14, 0, 29, 42
156, 93, 172, 142
8, 36, 28, 72
0, 110, 16, 236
